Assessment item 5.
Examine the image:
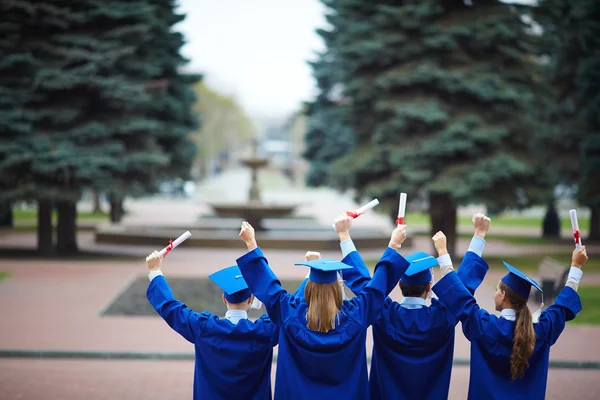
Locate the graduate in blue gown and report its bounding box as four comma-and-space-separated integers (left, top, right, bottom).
145, 251, 279, 400
431, 231, 588, 400
236, 221, 409, 400
331, 213, 492, 400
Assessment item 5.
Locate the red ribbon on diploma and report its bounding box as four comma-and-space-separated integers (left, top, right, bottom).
573, 229, 581, 245
396, 217, 405, 225
163, 239, 174, 257
346, 211, 364, 219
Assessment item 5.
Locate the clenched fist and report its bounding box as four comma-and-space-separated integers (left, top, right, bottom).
239, 221, 257, 250
472, 213, 491, 238
432, 231, 447, 256
305, 251, 321, 261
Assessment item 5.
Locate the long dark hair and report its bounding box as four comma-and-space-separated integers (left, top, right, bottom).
499, 281, 535, 380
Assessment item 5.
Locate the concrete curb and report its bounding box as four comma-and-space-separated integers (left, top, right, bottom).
1, 349, 599, 369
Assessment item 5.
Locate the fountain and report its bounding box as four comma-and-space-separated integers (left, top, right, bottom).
207, 139, 298, 230
94, 139, 402, 250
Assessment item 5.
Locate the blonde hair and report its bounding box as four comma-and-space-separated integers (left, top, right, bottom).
304, 280, 343, 333
499, 281, 536, 380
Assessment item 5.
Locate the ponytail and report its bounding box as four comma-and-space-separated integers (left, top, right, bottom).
499, 282, 536, 380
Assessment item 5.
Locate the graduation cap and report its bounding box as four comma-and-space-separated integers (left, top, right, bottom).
500, 261, 542, 300
400, 251, 438, 285
294, 259, 353, 284
208, 266, 252, 304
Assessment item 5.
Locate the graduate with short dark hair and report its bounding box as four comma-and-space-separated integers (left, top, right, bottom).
236, 221, 409, 399
146, 251, 279, 400
333, 213, 492, 400
431, 232, 588, 400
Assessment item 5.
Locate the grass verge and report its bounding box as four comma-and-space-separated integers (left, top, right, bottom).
570, 285, 600, 325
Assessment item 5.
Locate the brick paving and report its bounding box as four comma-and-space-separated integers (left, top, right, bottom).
0, 359, 598, 400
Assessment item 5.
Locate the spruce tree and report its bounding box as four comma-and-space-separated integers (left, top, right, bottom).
307, 0, 548, 256
535, 0, 600, 240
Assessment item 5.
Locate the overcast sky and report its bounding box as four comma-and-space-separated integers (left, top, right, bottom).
174, 0, 537, 122
175, 0, 328, 121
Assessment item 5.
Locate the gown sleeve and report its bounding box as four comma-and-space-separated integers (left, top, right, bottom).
340, 250, 372, 295
536, 286, 582, 345
456, 251, 490, 294
350, 247, 409, 326
433, 271, 491, 341
147, 275, 208, 343
236, 247, 295, 325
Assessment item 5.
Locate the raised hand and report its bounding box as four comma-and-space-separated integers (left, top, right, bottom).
334, 214, 352, 242
389, 225, 407, 249
305, 251, 321, 261
472, 213, 491, 238
146, 250, 162, 272
239, 221, 257, 250
432, 231, 448, 256
572, 246, 588, 269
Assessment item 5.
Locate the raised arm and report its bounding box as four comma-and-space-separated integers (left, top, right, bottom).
536, 247, 586, 345
431, 232, 490, 341
351, 225, 409, 326
456, 213, 491, 294
236, 222, 294, 325
333, 214, 372, 294
146, 251, 207, 343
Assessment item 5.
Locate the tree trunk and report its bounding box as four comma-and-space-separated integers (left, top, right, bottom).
37, 199, 53, 255
56, 201, 78, 254
429, 193, 457, 259
0, 202, 13, 227
542, 201, 561, 238
109, 194, 124, 224
92, 188, 102, 213
589, 205, 600, 241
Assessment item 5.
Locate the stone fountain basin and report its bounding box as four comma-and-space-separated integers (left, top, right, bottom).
208, 203, 298, 219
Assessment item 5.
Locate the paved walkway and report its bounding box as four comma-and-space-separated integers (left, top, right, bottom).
0, 359, 598, 400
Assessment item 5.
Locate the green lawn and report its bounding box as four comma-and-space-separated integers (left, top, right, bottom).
403, 212, 590, 230
14, 209, 108, 221
570, 285, 600, 325
0, 271, 12, 281
413, 231, 557, 246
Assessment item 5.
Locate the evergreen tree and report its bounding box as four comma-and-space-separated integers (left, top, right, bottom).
0, 1, 199, 253
535, 0, 600, 240
307, 0, 547, 256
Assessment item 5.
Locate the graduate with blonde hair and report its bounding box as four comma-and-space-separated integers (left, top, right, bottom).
236, 221, 409, 399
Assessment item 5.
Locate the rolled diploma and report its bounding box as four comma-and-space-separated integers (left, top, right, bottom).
397, 193, 407, 225
569, 209, 582, 249
159, 231, 192, 258
331, 199, 380, 229
353, 199, 380, 218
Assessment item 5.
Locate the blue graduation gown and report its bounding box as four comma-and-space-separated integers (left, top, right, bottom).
341, 251, 489, 400
147, 275, 279, 400
433, 271, 582, 400
236, 247, 408, 400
